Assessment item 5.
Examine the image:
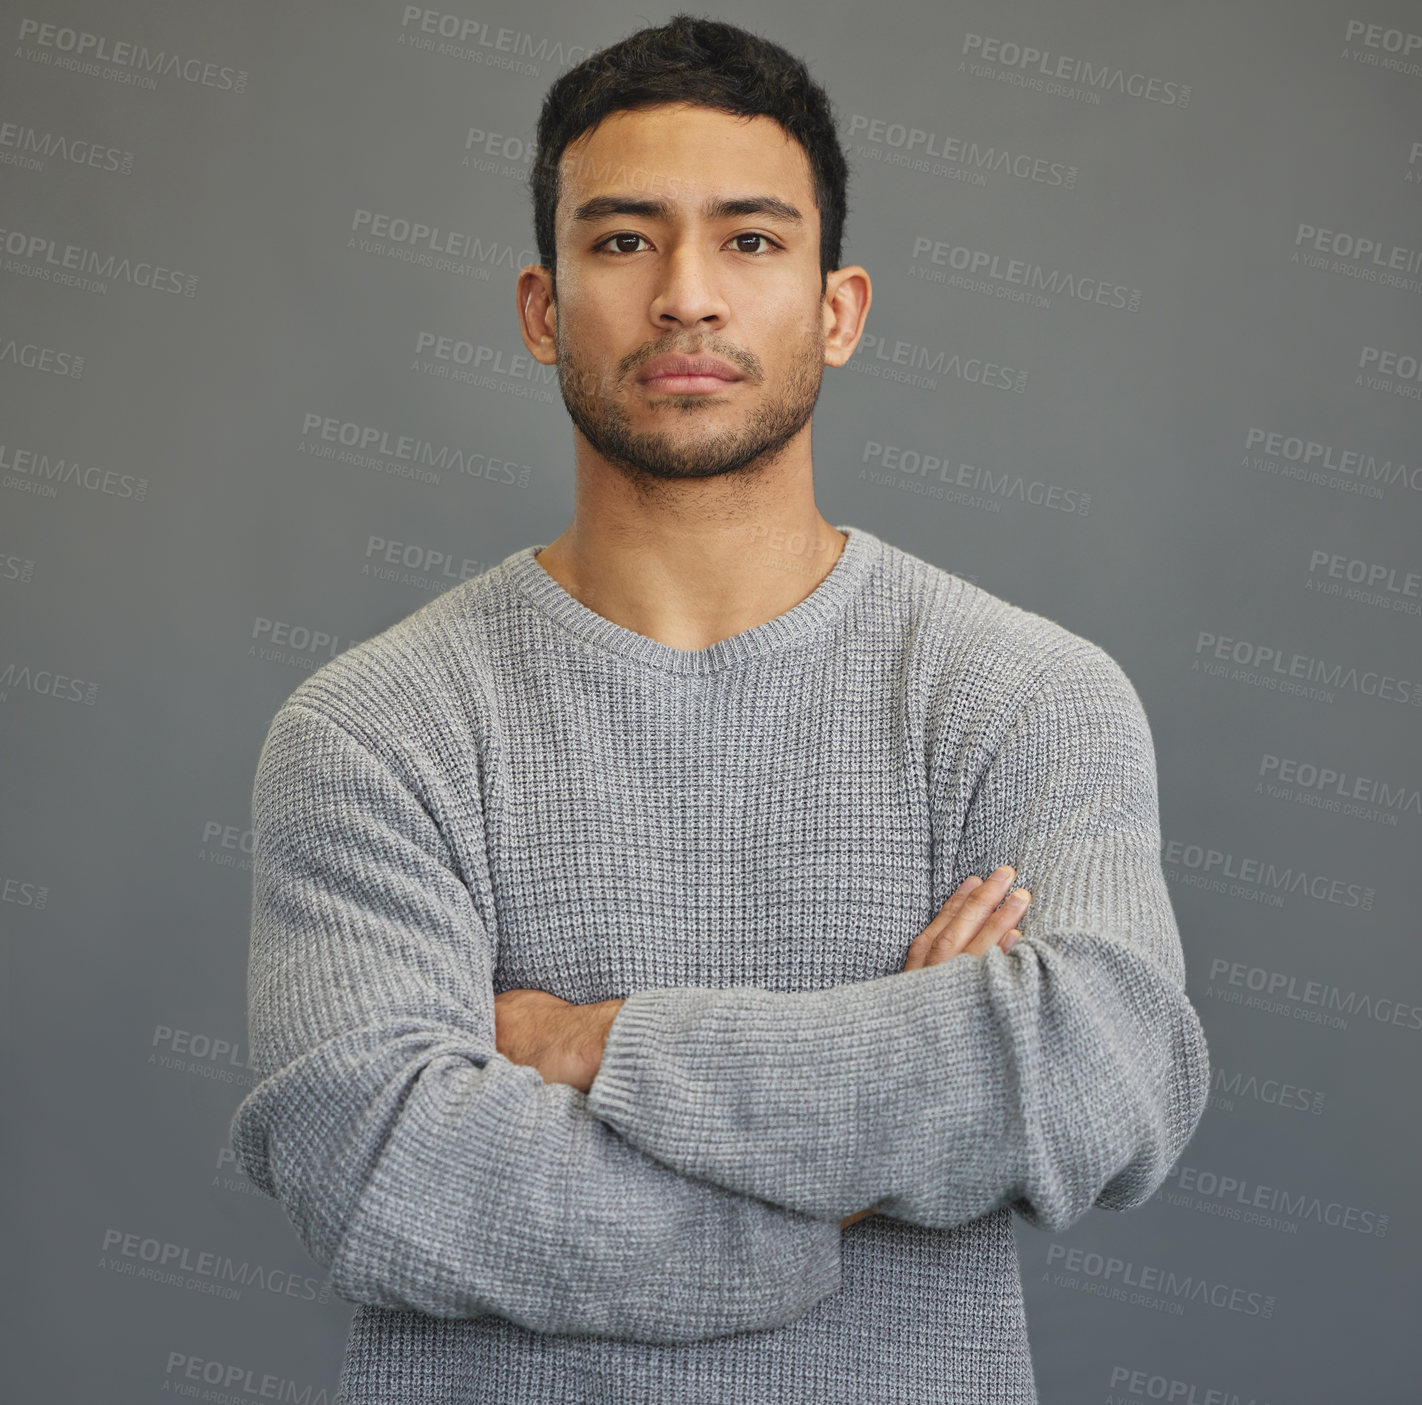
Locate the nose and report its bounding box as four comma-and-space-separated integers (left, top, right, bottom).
649, 243, 729, 329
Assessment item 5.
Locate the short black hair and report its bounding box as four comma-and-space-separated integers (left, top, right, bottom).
528, 14, 851, 296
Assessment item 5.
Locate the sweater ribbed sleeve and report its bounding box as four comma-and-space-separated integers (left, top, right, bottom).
584, 644, 1210, 1234
229, 700, 843, 1342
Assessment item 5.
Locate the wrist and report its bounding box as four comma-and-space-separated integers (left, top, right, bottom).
579, 998, 625, 1093
596, 998, 625, 1054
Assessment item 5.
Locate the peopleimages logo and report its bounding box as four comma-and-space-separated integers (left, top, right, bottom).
462, 125, 533, 178
0, 334, 83, 379
299, 413, 537, 485
1208, 1065, 1325, 1116
409, 331, 557, 402
860, 441, 1090, 516
1341, 20, 1422, 78
851, 332, 1028, 393
149, 1023, 256, 1082
1161, 837, 1374, 910
1357, 344, 1422, 401
0, 225, 197, 296
1162, 1160, 1389, 1238
0, 119, 134, 176
1191, 630, 1422, 707
1293, 222, 1422, 294
1306, 548, 1422, 616
15, 19, 248, 92
99, 1229, 330, 1305
1107, 1365, 1275, 1405
359, 535, 492, 594
247, 617, 356, 673
2, 874, 48, 909
397, 6, 588, 73
162, 1351, 334, 1405
198, 820, 255, 872
1043, 1244, 1275, 1318
1243, 426, 1420, 497
1257, 752, 1420, 825
346, 209, 537, 283
910, 235, 1141, 312
846, 114, 1078, 190
1206, 956, 1421, 1033
0, 550, 36, 583
0, 660, 99, 706
0, 440, 148, 501
960, 33, 1191, 107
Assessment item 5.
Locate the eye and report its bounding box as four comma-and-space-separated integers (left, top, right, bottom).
592, 232, 783, 256
595, 232, 652, 255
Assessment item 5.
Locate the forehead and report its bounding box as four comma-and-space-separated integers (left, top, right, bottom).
557, 103, 815, 217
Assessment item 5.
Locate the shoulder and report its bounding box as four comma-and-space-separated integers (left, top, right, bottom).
267, 565, 509, 767
874, 535, 1139, 718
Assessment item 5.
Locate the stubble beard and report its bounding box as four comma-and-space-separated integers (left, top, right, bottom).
554, 314, 826, 488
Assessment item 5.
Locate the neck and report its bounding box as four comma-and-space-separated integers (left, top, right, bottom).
535, 416, 851, 651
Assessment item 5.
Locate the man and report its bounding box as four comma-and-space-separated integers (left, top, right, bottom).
231, 15, 1209, 1403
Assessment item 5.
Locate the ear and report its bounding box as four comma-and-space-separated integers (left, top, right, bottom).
821, 265, 873, 368
516, 265, 557, 365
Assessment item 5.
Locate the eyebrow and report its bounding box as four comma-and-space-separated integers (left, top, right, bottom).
568, 194, 805, 226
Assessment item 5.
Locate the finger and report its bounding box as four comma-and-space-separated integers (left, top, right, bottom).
926, 876, 1028, 966
962, 888, 1031, 957
903, 876, 983, 971
923, 865, 1017, 964
904, 876, 983, 971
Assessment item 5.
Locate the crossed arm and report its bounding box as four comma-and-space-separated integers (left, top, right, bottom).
492, 864, 1036, 1230
231, 647, 1209, 1342
232, 700, 849, 1344
490, 647, 1209, 1235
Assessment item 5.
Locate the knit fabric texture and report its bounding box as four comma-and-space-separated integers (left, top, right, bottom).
230, 523, 1210, 1404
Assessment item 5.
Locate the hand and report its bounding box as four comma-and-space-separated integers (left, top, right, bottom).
901, 866, 1031, 971
493, 987, 625, 1095
839, 867, 1032, 1231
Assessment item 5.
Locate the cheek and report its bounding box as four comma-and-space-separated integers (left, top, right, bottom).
562, 295, 637, 355
761, 313, 824, 370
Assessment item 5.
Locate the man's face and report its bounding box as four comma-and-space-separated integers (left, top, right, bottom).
548, 103, 828, 487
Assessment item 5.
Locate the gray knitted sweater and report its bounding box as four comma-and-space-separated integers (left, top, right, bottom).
231, 523, 1209, 1404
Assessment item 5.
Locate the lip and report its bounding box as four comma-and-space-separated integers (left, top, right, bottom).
637, 354, 744, 388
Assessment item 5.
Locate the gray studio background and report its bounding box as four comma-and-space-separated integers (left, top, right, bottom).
3, 2, 1419, 1401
